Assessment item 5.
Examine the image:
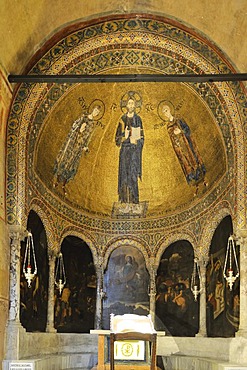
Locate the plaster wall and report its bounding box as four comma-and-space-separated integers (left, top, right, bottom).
0, 0, 246, 75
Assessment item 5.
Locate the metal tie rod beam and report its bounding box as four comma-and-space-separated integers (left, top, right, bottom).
8, 73, 247, 84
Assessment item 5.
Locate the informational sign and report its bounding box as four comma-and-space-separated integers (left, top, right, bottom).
222, 367, 247, 370
9, 363, 34, 370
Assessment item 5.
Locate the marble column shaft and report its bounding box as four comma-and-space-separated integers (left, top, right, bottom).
95, 263, 104, 329
148, 265, 157, 325
46, 252, 56, 332
197, 258, 207, 337
8, 226, 26, 322
6, 226, 27, 360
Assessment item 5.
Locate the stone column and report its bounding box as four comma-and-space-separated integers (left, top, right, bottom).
46, 250, 57, 333
148, 262, 157, 325
5, 225, 27, 360
196, 257, 208, 337
95, 258, 104, 329
8, 226, 27, 323
236, 230, 247, 337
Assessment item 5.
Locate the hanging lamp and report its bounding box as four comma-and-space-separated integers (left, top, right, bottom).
23, 231, 37, 288
223, 235, 239, 291
55, 252, 66, 295
190, 258, 202, 301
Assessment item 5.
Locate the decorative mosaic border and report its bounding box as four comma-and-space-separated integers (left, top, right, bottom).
6, 15, 246, 238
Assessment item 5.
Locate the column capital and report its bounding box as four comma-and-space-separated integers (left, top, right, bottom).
94, 254, 105, 269
235, 229, 247, 243
48, 248, 57, 260
146, 262, 158, 275
9, 225, 27, 242
197, 255, 209, 269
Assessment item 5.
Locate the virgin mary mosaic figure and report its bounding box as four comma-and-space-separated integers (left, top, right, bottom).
158, 100, 207, 195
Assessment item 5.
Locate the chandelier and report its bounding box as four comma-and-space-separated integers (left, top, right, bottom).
55, 252, 66, 295
223, 235, 239, 291
190, 258, 202, 301
23, 231, 37, 288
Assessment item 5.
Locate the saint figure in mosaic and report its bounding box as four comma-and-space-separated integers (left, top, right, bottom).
115, 91, 144, 205
53, 99, 104, 195
158, 100, 207, 195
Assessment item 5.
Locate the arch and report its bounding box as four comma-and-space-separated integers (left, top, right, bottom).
60, 227, 99, 266
155, 229, 197, 268
104, 236, 150, 271
199, 201, 233, 257
29, 200, 60, 254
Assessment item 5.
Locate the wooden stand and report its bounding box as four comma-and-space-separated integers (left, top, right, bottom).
90, 330, 161, 370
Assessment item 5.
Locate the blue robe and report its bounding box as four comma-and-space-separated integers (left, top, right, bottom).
115, 113, 144, 204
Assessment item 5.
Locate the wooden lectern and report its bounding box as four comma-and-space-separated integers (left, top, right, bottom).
91, 314, 160, 370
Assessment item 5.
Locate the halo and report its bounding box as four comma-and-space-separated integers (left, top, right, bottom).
125, 255, 133, 262
157, 100, 175, 122
120, 91, 142, 113
88, 99, 105, 120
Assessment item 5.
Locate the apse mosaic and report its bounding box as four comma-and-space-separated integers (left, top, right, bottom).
6, 15, 245, 232
35, 82, 225, 218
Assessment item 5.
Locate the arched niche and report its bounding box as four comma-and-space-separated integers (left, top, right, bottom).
20, 210, 48, 332
155, 239, 198, 336
102, 245, 150, 329
206, 215, 239, 337
54, 235, 96, 333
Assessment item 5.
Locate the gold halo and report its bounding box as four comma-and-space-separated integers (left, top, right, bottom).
125, 255, 133, 262
157, 100, 175, 122
120, 91, 142, 114
88, 99, 105, 120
